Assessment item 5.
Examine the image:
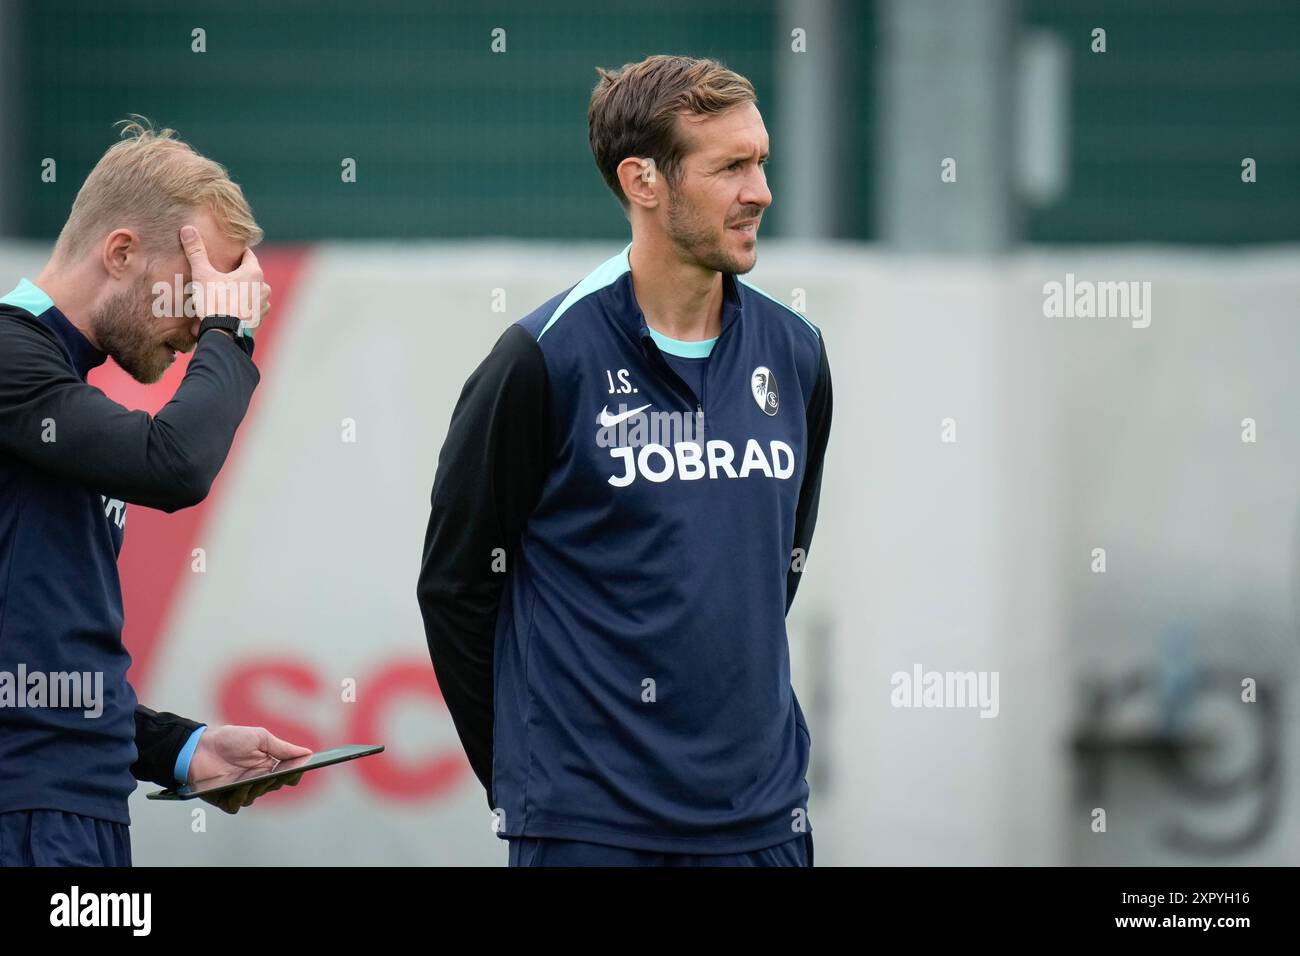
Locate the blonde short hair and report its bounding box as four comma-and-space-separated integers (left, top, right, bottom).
54, 116, 262, 262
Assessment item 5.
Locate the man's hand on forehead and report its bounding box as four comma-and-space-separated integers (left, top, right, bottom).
179, 224, 271, 329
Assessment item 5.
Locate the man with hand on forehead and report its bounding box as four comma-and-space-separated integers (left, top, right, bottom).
0, 119, 310, 866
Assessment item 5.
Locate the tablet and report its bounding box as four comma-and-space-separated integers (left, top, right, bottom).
146, 744, 385, 800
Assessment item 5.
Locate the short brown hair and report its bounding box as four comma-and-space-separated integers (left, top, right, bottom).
54, 116, 262, 262
588, 54, 757, 210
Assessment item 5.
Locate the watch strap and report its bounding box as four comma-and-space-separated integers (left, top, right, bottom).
198, 314, 241, 339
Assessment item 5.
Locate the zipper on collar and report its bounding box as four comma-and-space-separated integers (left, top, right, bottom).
634, 281, 741, 431
639, 327, 702, 415
696, 313, 737, 423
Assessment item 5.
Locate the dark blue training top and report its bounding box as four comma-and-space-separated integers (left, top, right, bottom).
418, 245, 833, 853
0, 280, 258, 824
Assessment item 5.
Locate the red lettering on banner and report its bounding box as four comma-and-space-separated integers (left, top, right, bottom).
217, 659, 324, 800
350, 662, 468, 799
215, 657, 467, 803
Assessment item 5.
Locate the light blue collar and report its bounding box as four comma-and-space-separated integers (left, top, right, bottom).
647, 325, 716, 358
0, 276, 55, 316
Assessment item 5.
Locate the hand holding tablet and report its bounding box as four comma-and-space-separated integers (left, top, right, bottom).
148, 744, 385, 813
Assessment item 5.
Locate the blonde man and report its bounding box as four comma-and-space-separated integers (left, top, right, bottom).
419, 56, 832, 866
0, 119, 309, 866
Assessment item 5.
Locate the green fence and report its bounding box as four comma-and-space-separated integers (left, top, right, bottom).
11, 0, 1295, 243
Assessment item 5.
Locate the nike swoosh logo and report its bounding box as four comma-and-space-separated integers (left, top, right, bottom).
598, 403, 652, 427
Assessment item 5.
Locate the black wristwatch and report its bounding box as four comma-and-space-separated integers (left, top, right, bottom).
197, 314, 241, 340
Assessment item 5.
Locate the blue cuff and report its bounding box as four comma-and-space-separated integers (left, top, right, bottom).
174, 725, 208, 785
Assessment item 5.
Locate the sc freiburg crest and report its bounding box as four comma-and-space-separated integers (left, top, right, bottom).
751, 366, 779, 416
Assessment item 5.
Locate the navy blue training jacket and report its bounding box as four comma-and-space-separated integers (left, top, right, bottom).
0, 279, 257, 824
418, 245, 832, 853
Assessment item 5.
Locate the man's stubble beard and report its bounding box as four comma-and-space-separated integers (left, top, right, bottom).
90, 273, 195, 385
666, 185, 757, 276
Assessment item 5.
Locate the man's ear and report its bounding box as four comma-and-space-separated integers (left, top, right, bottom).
616, 157, 660, 211
100, 228, 140, 280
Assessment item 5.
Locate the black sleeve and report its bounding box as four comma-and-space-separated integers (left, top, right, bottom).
0, 314, 259, 513
787, 333, 833, 614
416, 324, 551, 809
131, 705, 205, 787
